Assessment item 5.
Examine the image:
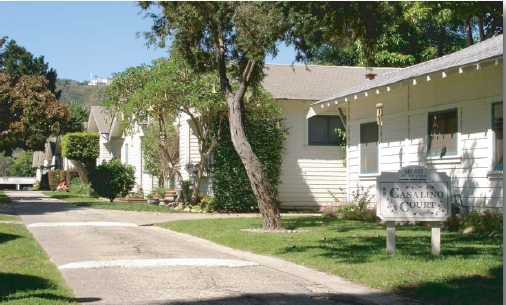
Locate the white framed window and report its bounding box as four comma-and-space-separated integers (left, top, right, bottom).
427, 108, 458, 157
308, 115, 344, 146
360, 122, 379, 174
492, 102, 503, 171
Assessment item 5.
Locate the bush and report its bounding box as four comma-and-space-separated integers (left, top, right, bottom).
48, 170, 62, 191
12, 150, 35, 177
88, 158, 135, 202
445, 208, 503, 233
323, 185, 378, 222
211, 115, 287, 212
68, 177, 96, 197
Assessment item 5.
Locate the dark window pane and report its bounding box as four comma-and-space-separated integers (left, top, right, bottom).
428, 109, 458, 156
308, 115, 343, 145
360, 122, 378, 173
493, 102, 503, 170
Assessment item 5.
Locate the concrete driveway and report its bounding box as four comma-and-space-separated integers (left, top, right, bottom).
3, 191, 427, 305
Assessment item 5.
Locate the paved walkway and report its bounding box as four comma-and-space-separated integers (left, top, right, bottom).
3, 191, 429, 305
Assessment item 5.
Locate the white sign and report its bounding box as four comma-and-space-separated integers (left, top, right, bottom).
377, 166, 451, 221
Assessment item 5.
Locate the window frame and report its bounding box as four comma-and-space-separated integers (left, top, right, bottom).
307, 115, 344, 146
427, 108, 459, 158
492, 101, 503, 171
359, 121, 379, 174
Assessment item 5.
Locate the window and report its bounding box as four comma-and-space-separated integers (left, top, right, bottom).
308, 115, 344, 146
360, 122, 378, 173
493, 102, 503, 171
428, 109, 458, 157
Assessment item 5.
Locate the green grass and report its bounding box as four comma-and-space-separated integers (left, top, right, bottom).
0, 201, 78, 304
158, 216, 503, 305
0, 191, 11, 204
43, 192, 180, 213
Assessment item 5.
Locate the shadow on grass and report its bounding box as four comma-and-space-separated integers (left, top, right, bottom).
277, 217, 503, 267
0, 232, 20, 245
0, 273, 94, 303
393, 266, 503, 305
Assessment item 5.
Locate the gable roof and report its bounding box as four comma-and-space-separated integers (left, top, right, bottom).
87, 106, 113, 134
261, 64, 398, 101
314, 34, 503, 106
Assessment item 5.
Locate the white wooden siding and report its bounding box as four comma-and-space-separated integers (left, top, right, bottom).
344, 62, 503, 208
277, 100, 347, 209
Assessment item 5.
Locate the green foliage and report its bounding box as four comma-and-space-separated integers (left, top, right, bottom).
446, 208, 503, 233
65, 101, 89, 133
68, 177, 96, 197
0, 152, 15, 176
325, 185, 377, 221
47, 170, 61, 191
211, 115, 287, 212
59, 169, 79, 186
141, 123, 179, 187
88, 158, 135, 202
0, 38, 69, 154
11, 150, 35, 177
61, 132, 99, 168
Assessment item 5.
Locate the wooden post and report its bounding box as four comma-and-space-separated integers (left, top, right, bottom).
431, 221, 441, 255
386, 221, 396, 255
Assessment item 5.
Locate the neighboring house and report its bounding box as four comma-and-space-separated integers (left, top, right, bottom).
87, 106, 118, 163
179, 64, 397, 209
87, 106, 157, 194
32, 136, 75, 182
308, 35, 503, 209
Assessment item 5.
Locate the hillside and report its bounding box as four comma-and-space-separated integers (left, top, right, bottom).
57, 79, 109, 110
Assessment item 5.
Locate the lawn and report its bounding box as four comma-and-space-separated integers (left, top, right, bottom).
0, 192, 78, 304
158, 216, 503, 305
38, 191, 505, 304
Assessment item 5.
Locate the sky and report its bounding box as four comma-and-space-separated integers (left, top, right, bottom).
2, 1, 297, 82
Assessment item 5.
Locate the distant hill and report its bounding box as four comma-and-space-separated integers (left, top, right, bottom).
57, 79, 109, 110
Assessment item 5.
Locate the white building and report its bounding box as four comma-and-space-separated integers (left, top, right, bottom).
309, 34, 503, 209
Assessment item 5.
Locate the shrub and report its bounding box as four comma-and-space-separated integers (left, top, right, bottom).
68, 177, 96, 197
60, 170, 79, 186
47, 170, 62, 191
88, 158, 135, 202
12, 150, 35, 177
324, 184, 378, 222
211, 115, 287, 212
445, 208, 503, 233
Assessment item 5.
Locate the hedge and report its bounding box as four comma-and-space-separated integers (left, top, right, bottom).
211, 115, 287, 212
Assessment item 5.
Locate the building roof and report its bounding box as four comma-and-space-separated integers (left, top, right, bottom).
32, 151, 46, 168
315, 34, 503, 105
261, 64, 398, 101
88, 106, 113, 134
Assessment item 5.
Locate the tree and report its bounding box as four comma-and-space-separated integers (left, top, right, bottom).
138, 2, 284, 229
0, 73, 71, 153
105, 55, 226, 205
61, 132, 99, 185
11, 150, 35, 177
88, 158, 135, 202
65, 100, 89, 133
0, 38, 69, 154
309, 2, 503, 67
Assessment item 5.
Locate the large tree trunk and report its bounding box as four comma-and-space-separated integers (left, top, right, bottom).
70, 160, 89, 185
464, 19, 474, 46
226, 97, 282, 229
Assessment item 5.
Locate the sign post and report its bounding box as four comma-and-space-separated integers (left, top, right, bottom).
376, 166, 451, 255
